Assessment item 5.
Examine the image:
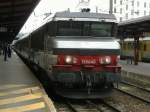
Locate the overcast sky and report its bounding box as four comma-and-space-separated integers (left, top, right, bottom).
34, 0, 109, 14
18, 0, 109, 37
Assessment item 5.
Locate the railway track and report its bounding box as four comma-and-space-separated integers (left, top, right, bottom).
54, 91, 150, 112
121, 81, 150, 93
104, 89, 150, 112
117, 81, 150, 104
115, 88, 150, 104
55, 99, 121, 112
53, 81, 150, 112
86, 100, 121, 112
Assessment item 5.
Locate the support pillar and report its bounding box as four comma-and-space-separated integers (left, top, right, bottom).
109, 0, 113, 14
133, 33, 140, 65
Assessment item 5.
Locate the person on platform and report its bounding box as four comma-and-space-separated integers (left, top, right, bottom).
3, 43, 8, 61
7, 44, 12, 58
0, 43, 2, 55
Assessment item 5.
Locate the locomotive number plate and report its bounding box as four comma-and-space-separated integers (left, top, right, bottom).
81, 59, 96, 64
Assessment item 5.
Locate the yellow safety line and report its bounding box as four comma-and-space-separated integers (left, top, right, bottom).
0, 84, 27, 90
0, 102, 45, 112
0, 86, 40, 97
43, 95, 57, 112
0, 93, 42, 106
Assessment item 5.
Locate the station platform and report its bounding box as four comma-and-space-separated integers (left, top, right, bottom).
120, 60, 150, 88
120, 60, 150, 77
0, 52, 56, 112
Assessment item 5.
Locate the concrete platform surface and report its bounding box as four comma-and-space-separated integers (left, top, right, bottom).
0, 52, 56, 112
120, 60, 150, 77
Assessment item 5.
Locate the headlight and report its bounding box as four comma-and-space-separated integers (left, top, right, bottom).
116, 55, 120, 63
65, 56, 73, 64
100, 56, 111, 64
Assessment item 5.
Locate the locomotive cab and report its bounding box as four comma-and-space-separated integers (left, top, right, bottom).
48, 12, 121, 98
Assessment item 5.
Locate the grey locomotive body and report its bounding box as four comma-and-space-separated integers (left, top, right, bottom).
15, 12, 121, 99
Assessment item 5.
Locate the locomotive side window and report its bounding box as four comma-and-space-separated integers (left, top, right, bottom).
31, 28, 45, 51
57, 21, 82, 36
48, 22, 56, 36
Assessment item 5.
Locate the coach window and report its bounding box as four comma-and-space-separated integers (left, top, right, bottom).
139, 42, 141, 50
123, 43, 126, 50
128, 42, 130, 49
144, 44, 147, 51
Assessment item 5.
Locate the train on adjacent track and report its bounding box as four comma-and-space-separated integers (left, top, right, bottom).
14, 11, 121, 99
120, 37, 150, 62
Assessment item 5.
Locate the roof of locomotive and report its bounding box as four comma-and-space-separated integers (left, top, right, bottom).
53, 11, 117, 22
16, 11, 117, 42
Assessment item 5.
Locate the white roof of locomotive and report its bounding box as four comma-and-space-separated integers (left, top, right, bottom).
53, 11, 117, 23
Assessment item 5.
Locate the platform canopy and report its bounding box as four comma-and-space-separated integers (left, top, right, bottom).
0, 0, 40, 43
118, 15, 150, 39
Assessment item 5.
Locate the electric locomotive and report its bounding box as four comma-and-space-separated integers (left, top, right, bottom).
15, 11, 121, 99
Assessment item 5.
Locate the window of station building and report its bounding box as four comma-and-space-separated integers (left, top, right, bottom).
126, 5, 128, 10
114, 8, 116, 13
144, 11, 146, 16
114, 0, 116, 4
131, 9, 134, 15
144, 2, 146, 8
137, 1, 139, 7
120, 17, 123, 22
137, 10, 139, 16
120, 0, 122, 5
125, 13, 128, 19
131, 1, 134, 7
120, 8, 122, 14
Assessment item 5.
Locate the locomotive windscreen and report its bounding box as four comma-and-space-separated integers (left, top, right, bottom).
56, 21, 117, 37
